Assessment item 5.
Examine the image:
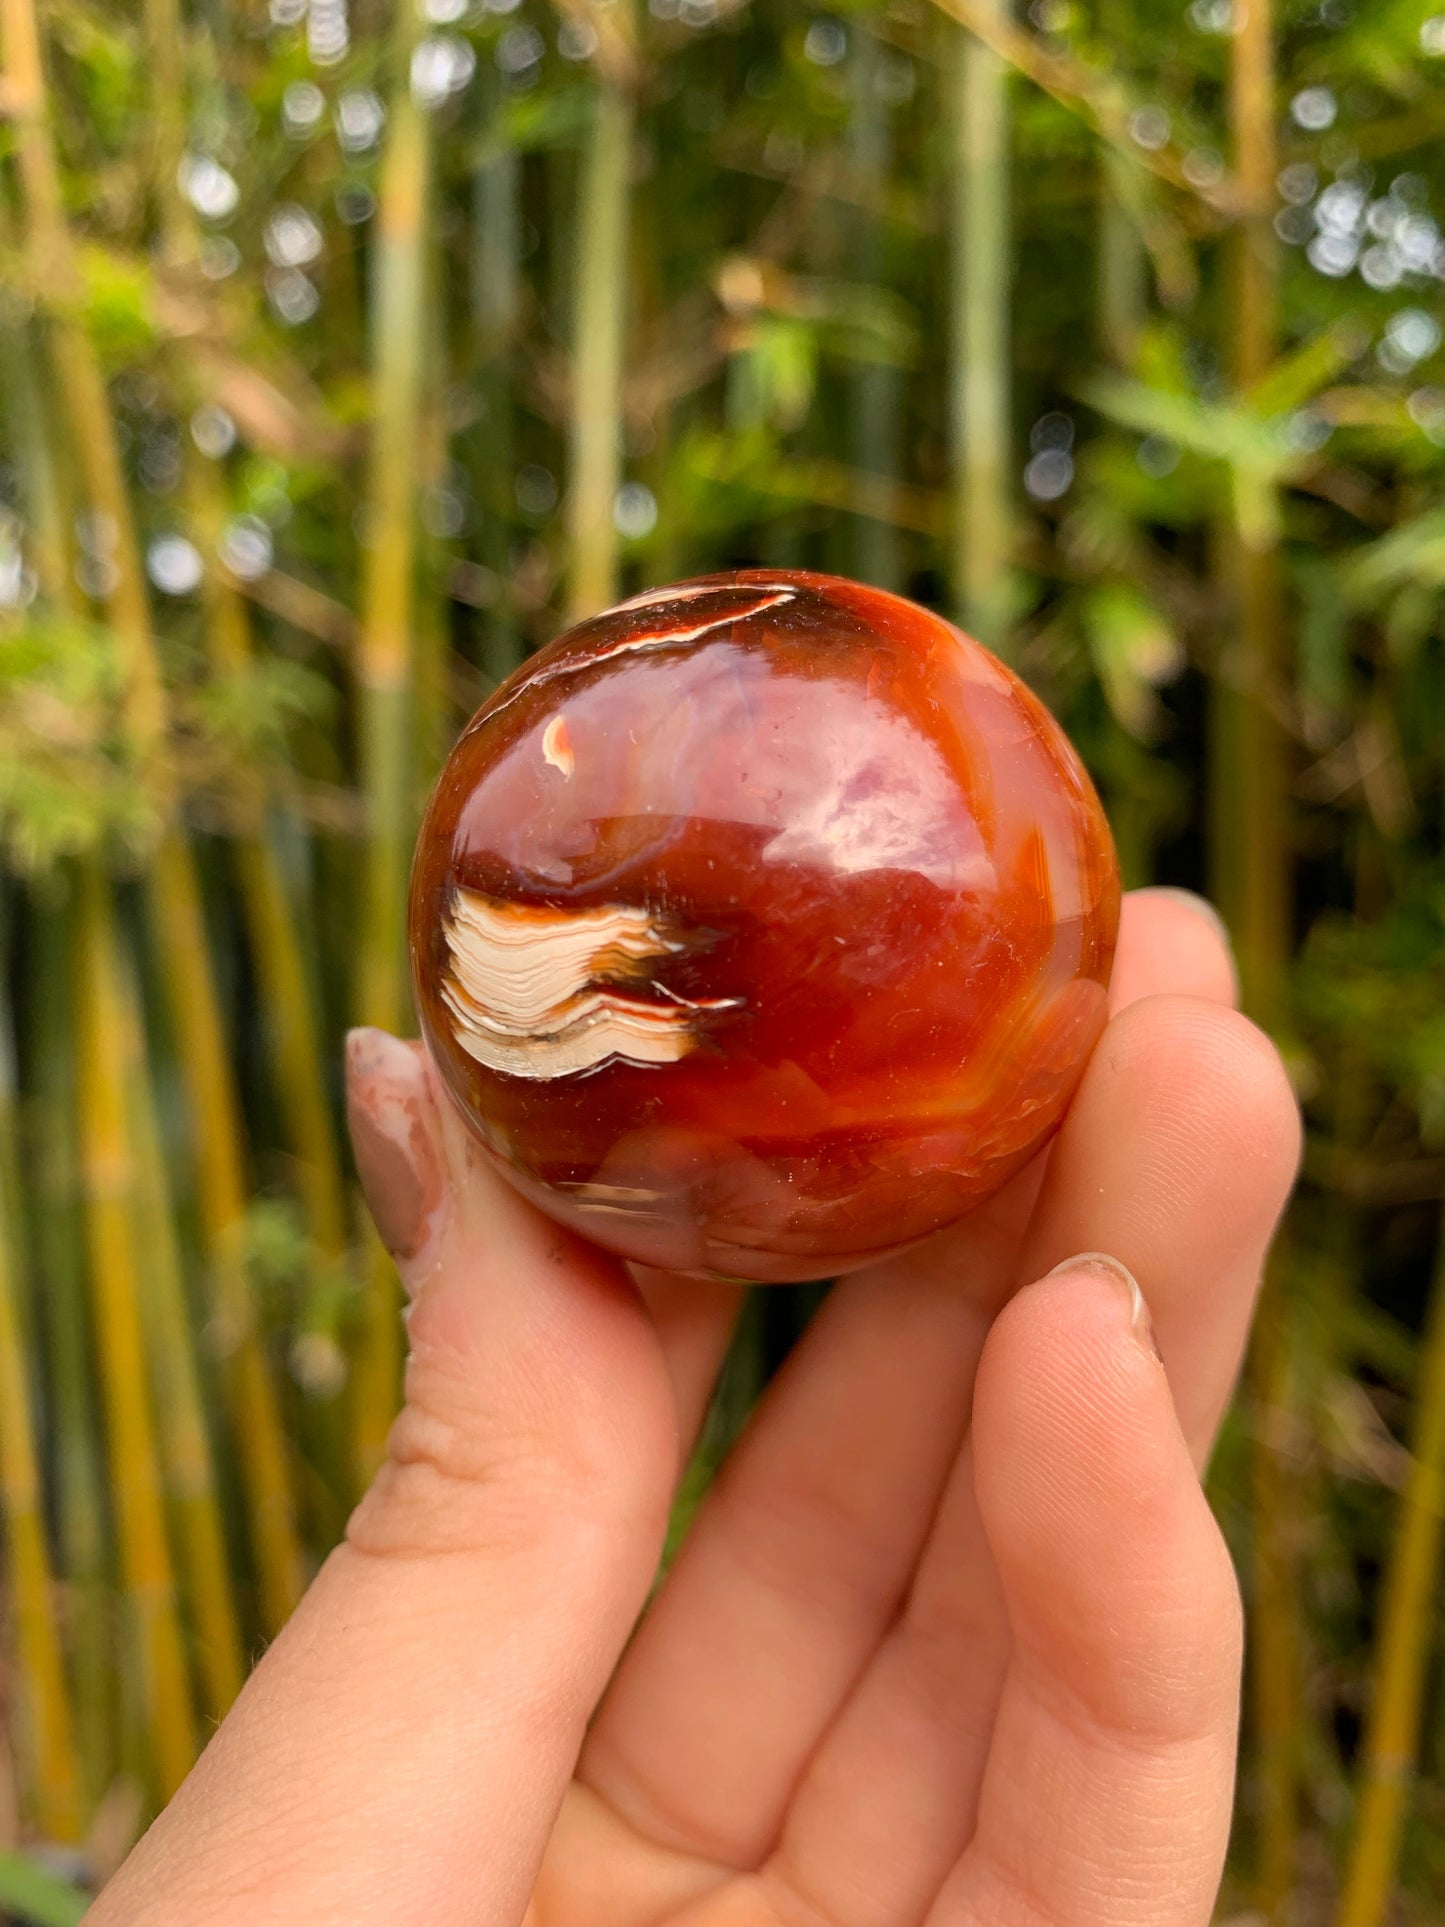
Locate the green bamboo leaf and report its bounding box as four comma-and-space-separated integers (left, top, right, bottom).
1243, 316, 1368, 419
1079, 371, 1278, 468
1346, 505, 1445, 600
1080, 580, 1183, 739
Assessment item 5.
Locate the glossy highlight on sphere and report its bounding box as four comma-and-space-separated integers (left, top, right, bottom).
409, 570, 1121, 1283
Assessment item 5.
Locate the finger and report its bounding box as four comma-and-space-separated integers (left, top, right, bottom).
579, 884, 1237, 1868
1110, 887, 1237, 1012
1019, 995, 1300, 1461
581, 1236, 1002, 1866
909, 882, 1241, 1289
89, 1028, 677, 1927
928, 1262, 1241, 1927
763, 995, 1296, 1925
630, 1265, 745, 1471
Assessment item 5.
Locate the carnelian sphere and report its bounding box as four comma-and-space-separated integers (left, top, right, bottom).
409, 570, 1120, 1283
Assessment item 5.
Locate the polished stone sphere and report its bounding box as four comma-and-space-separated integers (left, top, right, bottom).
409, 570, 1120, 1282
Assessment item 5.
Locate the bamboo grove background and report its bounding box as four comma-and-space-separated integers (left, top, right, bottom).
0, 0, 1443, 1919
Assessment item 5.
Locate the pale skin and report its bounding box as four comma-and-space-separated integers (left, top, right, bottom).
88, 887, 1300, 1927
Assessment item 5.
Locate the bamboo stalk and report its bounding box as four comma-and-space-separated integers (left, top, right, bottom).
413, 279, 452, 783
947, 0, 1012, 649
147, 839, 306, 1628
185, 394, 350, 1274
0, 267, 118, 1814
3, 0, 307, 1631
566, 11, 634, 623
1098, 144, 1146, 371
471, 80, 522, 682
1336, 1209, 1445, 1927
139, 0, 191, 261
0, 264, 67, 619
847, 24, 904, 592
0, 0, 161, 751
73, 866, 197, 1800
0, 903, 82, 1842
141, 0, 349, 1267
1245, 1259, 1302, 1920
232, 834, 348, 1260
1214, 0, 1289, 1018
26, 897, 114, 1814
1213, 1, 1299, 1912
118, 945, 246, 1721
351, 38, 434, 1482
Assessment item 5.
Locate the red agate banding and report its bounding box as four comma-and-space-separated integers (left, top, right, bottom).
408, 569, 1121, 1283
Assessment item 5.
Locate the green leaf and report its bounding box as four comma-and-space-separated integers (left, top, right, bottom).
1080, 580, 1183, 739
1347, 505, 1445, 601
0, 618, 162, 875
191, 658, 335, 770
75, 245, 157, 364
1243, 317, 1368, 419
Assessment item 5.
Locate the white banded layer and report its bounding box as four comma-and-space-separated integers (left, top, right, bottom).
440, 887, 737, 1080
481, 584, 796, 725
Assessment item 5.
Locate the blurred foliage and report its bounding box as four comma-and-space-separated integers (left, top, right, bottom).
0, 0, 1442, 1919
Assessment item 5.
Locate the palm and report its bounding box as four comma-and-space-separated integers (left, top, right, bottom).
88, 890, 1296, 1927
527, 890, 1286, 1927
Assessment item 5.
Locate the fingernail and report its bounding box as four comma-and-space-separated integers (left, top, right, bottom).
1148, 887, 1233, 955
1045, 1251, 1163, 1364
345, 1027, 447, 1291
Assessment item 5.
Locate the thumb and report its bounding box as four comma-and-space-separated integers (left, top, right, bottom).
89, 1027, 677, 1927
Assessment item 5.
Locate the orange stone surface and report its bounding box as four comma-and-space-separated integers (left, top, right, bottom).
409, 570, 1120, 1282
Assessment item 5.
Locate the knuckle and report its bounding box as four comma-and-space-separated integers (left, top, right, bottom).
346, 1356, 669, 1568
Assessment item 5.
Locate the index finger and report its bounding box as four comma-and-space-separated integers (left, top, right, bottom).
1109, 886, 1239, 1013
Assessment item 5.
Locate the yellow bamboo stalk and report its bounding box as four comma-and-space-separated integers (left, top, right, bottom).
28, 898, 114, 1814
0, 951, 82, 1841
1337, 1214, 1445, 1926
471, 74, 523, 683
847, 23, 904, 592
118, 947, 246, 1721
413, 278, 453, 783
1215, 2, 1298, 1913
1216, 0, 1289, 1018
232, 835, 349, 1259
0, 271, 118, 1811
139, 0, 190, 259
1086, 26, 1150, 872
947, 0, 1012, 649
566, 9, 634, 623
73, 867, 197, 1800
2, 0, 308, 1632
0, 0, 161, 752
185, 399, 349, 1271
351, 41, 433, 1482
148, 839, 306, 1627
1245, 1260, 1302, 1919
1097, 148, 1145, 371
142, 0, 348, 1265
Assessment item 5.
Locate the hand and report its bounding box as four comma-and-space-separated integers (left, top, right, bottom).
88, 888, 1299, 1927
